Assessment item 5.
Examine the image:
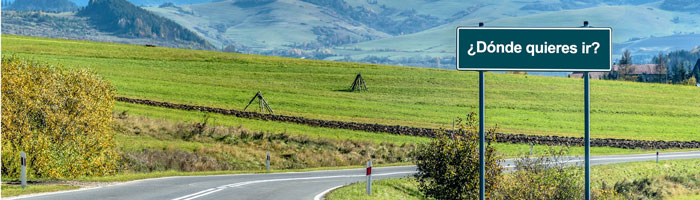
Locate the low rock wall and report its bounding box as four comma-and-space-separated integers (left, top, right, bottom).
116, 97, 700, 149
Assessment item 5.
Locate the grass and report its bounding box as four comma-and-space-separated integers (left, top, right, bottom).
670, 194, 700, 200
591, 158, 700, 188
2, 35, 699, 142
327, 158, 700, 200
114, 101, 692, 157
111, 113, 417, 172
114, 101, 427, 145
1, 184, 80, 197
326, 178, 426, 200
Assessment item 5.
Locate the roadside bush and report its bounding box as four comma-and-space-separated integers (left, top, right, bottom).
681, 76, 697, 86
495, 146, 584, 200
1, 56, 118, 179
412, 112, 503, 200
613, 178, 661, 199
608, 174, 700, 200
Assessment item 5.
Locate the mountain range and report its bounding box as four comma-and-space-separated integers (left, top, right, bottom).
2, 0, 699, 70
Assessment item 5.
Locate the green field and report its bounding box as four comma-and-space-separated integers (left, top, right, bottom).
3, 35, 699, 142
112, 102, 674, 157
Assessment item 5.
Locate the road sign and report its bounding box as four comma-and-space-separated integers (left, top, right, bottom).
458, 22, 610, 200
456, 27, 612, 71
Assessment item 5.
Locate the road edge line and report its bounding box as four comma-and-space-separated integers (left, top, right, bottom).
314, 185, 345, 200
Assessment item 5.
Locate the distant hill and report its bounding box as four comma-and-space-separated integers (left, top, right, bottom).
300, 0, 442, 36
144, 0, 393, 57
520, 0, 659, 11
115, 0, 214, 6
77, 0, 213, 49
67, 0, 214, 6
661, 0, 700, 12
5, 0, 700, 71
3, 0, 78, 12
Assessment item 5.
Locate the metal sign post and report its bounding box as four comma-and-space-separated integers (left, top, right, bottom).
477, 21, 486, 200
583, 21, 591, 200
457, 21, 610, 200
584, 72, 591, 200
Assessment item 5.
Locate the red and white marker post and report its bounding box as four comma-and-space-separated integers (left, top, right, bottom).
656, 149, 659, 163
366, 160, 372, 195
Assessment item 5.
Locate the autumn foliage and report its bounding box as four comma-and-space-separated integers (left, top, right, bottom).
1, 56, 118, 179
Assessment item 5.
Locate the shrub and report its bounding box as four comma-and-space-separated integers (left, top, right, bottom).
1, 56, 118, 179
412, 112, 503, 200
682, 76, 697, 86
496, 146, 584, 200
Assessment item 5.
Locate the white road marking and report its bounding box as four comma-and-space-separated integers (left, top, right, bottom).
313, 185, 345, 200
552, 153, 700, 164
171, 171, 415, 200
171, 188, 217, 200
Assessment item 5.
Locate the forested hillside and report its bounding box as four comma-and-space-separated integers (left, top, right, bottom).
77, 0, 213, 49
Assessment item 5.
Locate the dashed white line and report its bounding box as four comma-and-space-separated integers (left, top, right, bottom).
171, 171, 415, 200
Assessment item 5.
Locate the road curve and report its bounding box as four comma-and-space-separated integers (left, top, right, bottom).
9, 151, 700, 200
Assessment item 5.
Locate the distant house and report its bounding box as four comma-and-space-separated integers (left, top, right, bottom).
569, 64, 667, 83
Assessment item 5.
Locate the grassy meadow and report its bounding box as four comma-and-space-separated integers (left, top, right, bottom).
113, 102, 675, 157
3, 35, 699, 142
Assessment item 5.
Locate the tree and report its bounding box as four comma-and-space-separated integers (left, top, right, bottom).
1, 56, 119, 179
653, 53, 668, 83
413, 112, 503, 200
672, 60, 689, 83
619, 50, 632, 65
617, 50, 635, 80
693, 59, 700, 82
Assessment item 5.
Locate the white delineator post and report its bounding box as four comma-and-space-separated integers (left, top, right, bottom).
21, 151, 27, 189
266, 152, 271, 171
366, 160, 372, 195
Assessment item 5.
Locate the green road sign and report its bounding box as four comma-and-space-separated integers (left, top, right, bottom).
456, 27, 612, 71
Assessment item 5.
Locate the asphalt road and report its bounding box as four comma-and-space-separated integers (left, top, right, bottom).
10, 151, 700, 200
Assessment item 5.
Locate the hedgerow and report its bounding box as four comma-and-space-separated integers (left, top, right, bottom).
1, 56, 118, 179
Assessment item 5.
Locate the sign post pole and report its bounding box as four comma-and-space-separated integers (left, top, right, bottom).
583, 21, 591, 200
477, 22, 486, 200
584, 71, 590, 200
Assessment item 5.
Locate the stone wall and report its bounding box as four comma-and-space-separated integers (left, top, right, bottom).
116, 97, 700, 149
